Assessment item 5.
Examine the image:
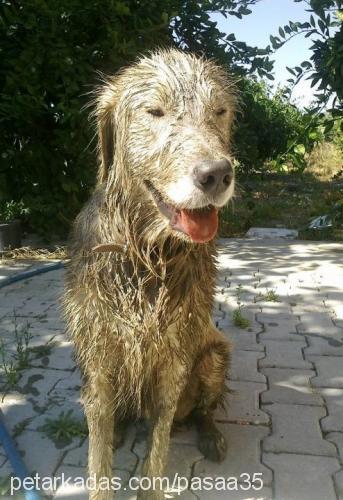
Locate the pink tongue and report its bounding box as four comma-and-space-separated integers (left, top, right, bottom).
174, 207, 218, 243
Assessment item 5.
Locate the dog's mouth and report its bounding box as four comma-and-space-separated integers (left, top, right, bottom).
144, 180, 218, 243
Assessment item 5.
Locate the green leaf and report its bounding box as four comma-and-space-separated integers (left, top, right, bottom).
293, 144, 306, 155
301, 61, 312, 69
310, 76, 321, 88
308, 131, 320, 140
239, 7, 252, 15
324, 121, 334, 133
318, 19, 326, 34
265, 73, 274, 80
61, 182, 72, 193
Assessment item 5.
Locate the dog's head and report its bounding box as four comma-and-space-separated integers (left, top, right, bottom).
95, 49, 237, 244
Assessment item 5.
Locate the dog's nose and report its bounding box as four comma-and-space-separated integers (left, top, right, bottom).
192, 159, 233, 194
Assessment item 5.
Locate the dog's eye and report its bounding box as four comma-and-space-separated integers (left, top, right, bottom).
147, 108, 165, 117
216, 108, 227, 116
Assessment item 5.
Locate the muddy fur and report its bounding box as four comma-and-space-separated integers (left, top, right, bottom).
64, 48, 236, 499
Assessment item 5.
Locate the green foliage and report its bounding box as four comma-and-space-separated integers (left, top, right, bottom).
263, 289, 280, 302
274, 0, 343, 111
0, 0, 276, 236
0, 0, 175, 235
0, 200, 29, 223
232, 284, 251, 328
254, 288, 280, 302
0, 312, 54, 394
0, 314, 32, 392
232, 308, 251, 328
39, 410, 88, 443
264, 0, 343, 175
235, 0, 343, 173
171, 1, 274, 77
234, 79, 325, 172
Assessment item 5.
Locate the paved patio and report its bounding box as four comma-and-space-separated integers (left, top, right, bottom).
1, 237, 343, 500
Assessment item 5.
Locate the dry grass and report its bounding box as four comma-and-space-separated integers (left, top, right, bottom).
1, 246, 67, 261
305, 141, 343, 181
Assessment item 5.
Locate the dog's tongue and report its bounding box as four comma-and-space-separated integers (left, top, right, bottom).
174, 207, 218, 243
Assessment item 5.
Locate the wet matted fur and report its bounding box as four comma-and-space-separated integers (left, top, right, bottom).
64, 48, 237, 499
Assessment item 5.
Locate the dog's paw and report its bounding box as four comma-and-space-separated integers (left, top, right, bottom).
198, 428, 227, 462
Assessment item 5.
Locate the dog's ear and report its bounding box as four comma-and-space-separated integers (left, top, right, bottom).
95, 80, 118, 184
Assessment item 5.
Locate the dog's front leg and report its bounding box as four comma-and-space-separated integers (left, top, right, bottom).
137, 365, 187, 500
137, 409, 174, 500
83, 373, 115, 500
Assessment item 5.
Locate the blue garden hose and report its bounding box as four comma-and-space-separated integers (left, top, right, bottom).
0, 410, 42, 500
0, 260, 65, 499
0, 261, 64, 290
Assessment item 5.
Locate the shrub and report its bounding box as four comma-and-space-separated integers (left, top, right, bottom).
305, 141, 343, 180
0, 0, 173, 235
0, 200, 29, 223
233, 79, 319, 173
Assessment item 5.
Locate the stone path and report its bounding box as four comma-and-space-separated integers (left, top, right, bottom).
1, 238, 343, 499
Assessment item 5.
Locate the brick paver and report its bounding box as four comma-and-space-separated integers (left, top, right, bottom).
308, 356, 343, 388
260, 368, 323, 406
263, 403, 336, 456
263, 453, 340, 500
320, 388, 343, 433
259, 340, 312, 369
1, 238, 343, 499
